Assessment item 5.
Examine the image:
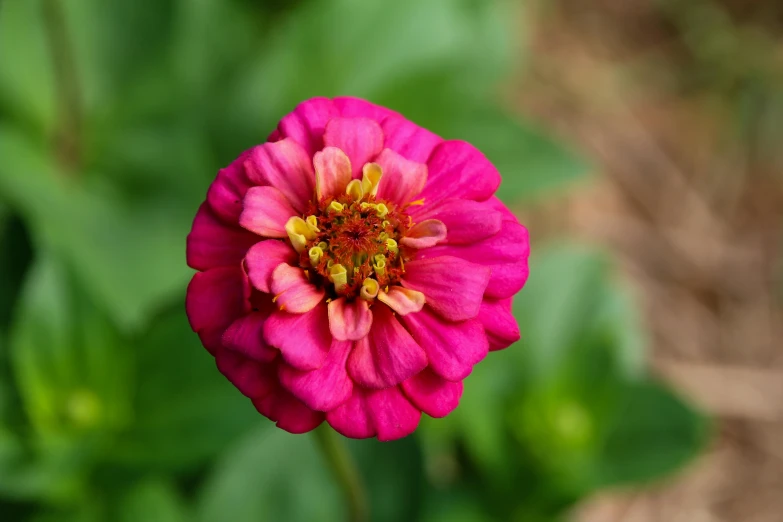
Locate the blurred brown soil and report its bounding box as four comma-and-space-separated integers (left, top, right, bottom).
514, 1, 783, 520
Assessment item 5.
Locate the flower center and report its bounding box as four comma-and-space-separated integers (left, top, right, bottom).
285, 162, 414, 301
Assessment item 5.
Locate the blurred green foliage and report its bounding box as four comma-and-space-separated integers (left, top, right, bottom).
0, 0, 708, 521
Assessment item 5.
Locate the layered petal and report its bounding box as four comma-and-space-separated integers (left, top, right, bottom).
275, 97, 339, 157
263, 303, 330, 371
186, 266, 250, 355
328, 298, 373, 341
244, 240, 298, 293
347, 305, 427, 389
222, 312, 278, 363
324, 117, 384, 178
269, 264, 325, 314
187, 203, 258, 271
410, 199, 502, 244
420, 140, 501, 204
333, 96, 394, 121
377, 287, 425, 316
402, 369, 463, 418
252, 384, 325, 434
244, 138, 315, 212
279, 340, 353, 412
401, 306, 488, 381
314, 147, 352, 201
326, 386, 421, 441
374, 148, 427, 205
401, 256, 490, 322
206, 150, 253, 224
479, 297, 520, 351
415, 221, 530, 299
215, 349, 277, 398
380, 114, 443, 163
239, 186, 297, 238
399, 219, 447, 249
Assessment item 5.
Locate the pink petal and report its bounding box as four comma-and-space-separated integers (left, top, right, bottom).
324, 117, 384, 179
380, 115, 443, 164
400, 307, 488, 381
326, 386, 421, 441
333, 96, 395, 121
486, 195, 520, 224
244, 240, 298, 293
328, 298, 373, 341
276, 97, 339, 157
401, 256, 490, 322
324, 388, 375, 439
263, 303, 330, 371
366, 386, 422, 441
252, 384, 325, 434
279, 340, 353, 412
215, 349, 277, 398
347, 305, 427, 389
415, 221, 530, 299
374, 148, 427, 205
269, 264, 325, 314
314, 147, 352, 201
420, 140, 501, 205
402, 369, 463, 418
377, 287, 425, 316
222, 312, 278, 363
410, 199, 503, 244
186, 267, 250, 354
187, 203, 259, 271
239, 186, 297, 238
479, 297, 520, 351
399, 219, 447, 249
206, 150, 253, 225
244, 139, 315, 212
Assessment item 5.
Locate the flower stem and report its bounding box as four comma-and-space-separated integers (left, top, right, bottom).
41, 0, 83, 173
313, 426, 369, 522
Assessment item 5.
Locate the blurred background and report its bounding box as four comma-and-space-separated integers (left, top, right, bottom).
0, 0, 780, 521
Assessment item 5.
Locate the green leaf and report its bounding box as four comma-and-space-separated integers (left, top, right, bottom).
591, 381, 710, 487
197, 427, 344, 522
118, 479, 189, 522
0, 126, 193, 331
0, 0, 57, 131
108, 308, 256, 472
345, 436, 424, 522
9, 255, 132, 437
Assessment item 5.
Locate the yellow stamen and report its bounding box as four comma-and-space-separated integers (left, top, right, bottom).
308, 246, 324, 267
373, 255, 386, 278
361, 278, 380, 300
329, 264, 348, 292
286, 216, 317, 254
306, 215, 320, 234
361, 163, 383, 196
328, 201, 344, 214
386, 238, 398, 255
382, 220, 390, 228
375, 203, 389, 219
345, 179, 364, 201
317, 241, 328, 251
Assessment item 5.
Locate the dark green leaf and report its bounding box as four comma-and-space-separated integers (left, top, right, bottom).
197, 427, 344, 522
108, 308, 256, 472
592, 381, 710, 486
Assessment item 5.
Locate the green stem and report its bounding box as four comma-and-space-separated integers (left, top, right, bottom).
41, 0, 82, 172
314, 426, 369, 522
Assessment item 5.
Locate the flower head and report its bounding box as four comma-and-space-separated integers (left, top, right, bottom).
186, 97, 529, 441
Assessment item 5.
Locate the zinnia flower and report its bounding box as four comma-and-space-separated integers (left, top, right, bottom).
186, 97, 529, 441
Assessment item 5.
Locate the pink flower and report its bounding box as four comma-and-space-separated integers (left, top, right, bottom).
186, 97, 529, 441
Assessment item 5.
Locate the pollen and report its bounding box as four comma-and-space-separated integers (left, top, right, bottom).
292, 163, 418, 300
